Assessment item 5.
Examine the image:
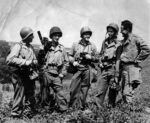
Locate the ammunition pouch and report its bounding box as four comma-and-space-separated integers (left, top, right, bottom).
8, 65, 39, 80
46, 64, 59, 75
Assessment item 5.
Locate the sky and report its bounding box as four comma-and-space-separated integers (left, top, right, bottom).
0, 0, 149, 50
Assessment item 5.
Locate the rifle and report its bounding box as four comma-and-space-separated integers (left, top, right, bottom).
37, 31, 44, 45
37, 31, 42, 40
37, 31, 52, 68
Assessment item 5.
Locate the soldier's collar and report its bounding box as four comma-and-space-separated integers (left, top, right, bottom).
79, 39, 91, 46
105, 38, 117, 46
50, 43, 63, 51
20, 41, 31, 48
122, 33, 132, 45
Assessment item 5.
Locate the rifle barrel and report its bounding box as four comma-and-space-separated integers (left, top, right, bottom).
37, 31, 43, 41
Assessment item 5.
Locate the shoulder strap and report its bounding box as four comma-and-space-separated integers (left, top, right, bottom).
30, 44, 36, 55
17, 42, 23, 57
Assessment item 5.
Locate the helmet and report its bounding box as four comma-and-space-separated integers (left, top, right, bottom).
20, 27, 33, 40
80, 26, 92, 37
107, 23, 119, 33
49, 26, 62, 38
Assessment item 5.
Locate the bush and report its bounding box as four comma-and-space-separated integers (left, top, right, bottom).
0, 41, 11, 83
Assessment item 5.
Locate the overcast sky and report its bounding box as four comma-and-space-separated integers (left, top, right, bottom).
0, 0, 149, 50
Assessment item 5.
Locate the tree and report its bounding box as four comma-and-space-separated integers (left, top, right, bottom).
0, 40, 10, 58
0, 40, 11, 83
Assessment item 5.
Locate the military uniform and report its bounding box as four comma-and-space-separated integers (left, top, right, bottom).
41, 42, 68, 111
69, 39, 98, 110
6, 42, 37, 117
96, 38, 121, 107
38, 26, 68, 112
120, 34, 150, 103
95, 23, 122, 107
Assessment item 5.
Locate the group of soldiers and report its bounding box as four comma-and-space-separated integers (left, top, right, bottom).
6, 20, 150, 118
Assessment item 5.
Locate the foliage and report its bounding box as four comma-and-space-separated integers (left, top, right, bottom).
0, 78, 150, 123
0, 41, 11, 83
0, 40, 10, 58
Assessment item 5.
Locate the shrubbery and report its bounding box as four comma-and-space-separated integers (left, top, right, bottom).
0, 40, 11, 83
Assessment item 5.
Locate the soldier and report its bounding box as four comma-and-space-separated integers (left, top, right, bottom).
95, 23, 121, 108
40, 26, 68, 112
69, 26, 98, 110
6, 27, 38, 118
119, 20, 150, 103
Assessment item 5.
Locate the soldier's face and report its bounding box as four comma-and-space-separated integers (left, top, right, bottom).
52, 33, 60, 42
82, 33, 91, 41
107, 28, 115, 38
26, 34, 34, 44
121, 25, 128, 38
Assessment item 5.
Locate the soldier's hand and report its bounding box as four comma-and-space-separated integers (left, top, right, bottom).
85, 54, 92, 60
25, 60, 32, 66
73, 61, 79, 66
33, 60, 38, 65
59, 73, 64, 80
114, 77, 119, 84
98, 63, 104, 68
